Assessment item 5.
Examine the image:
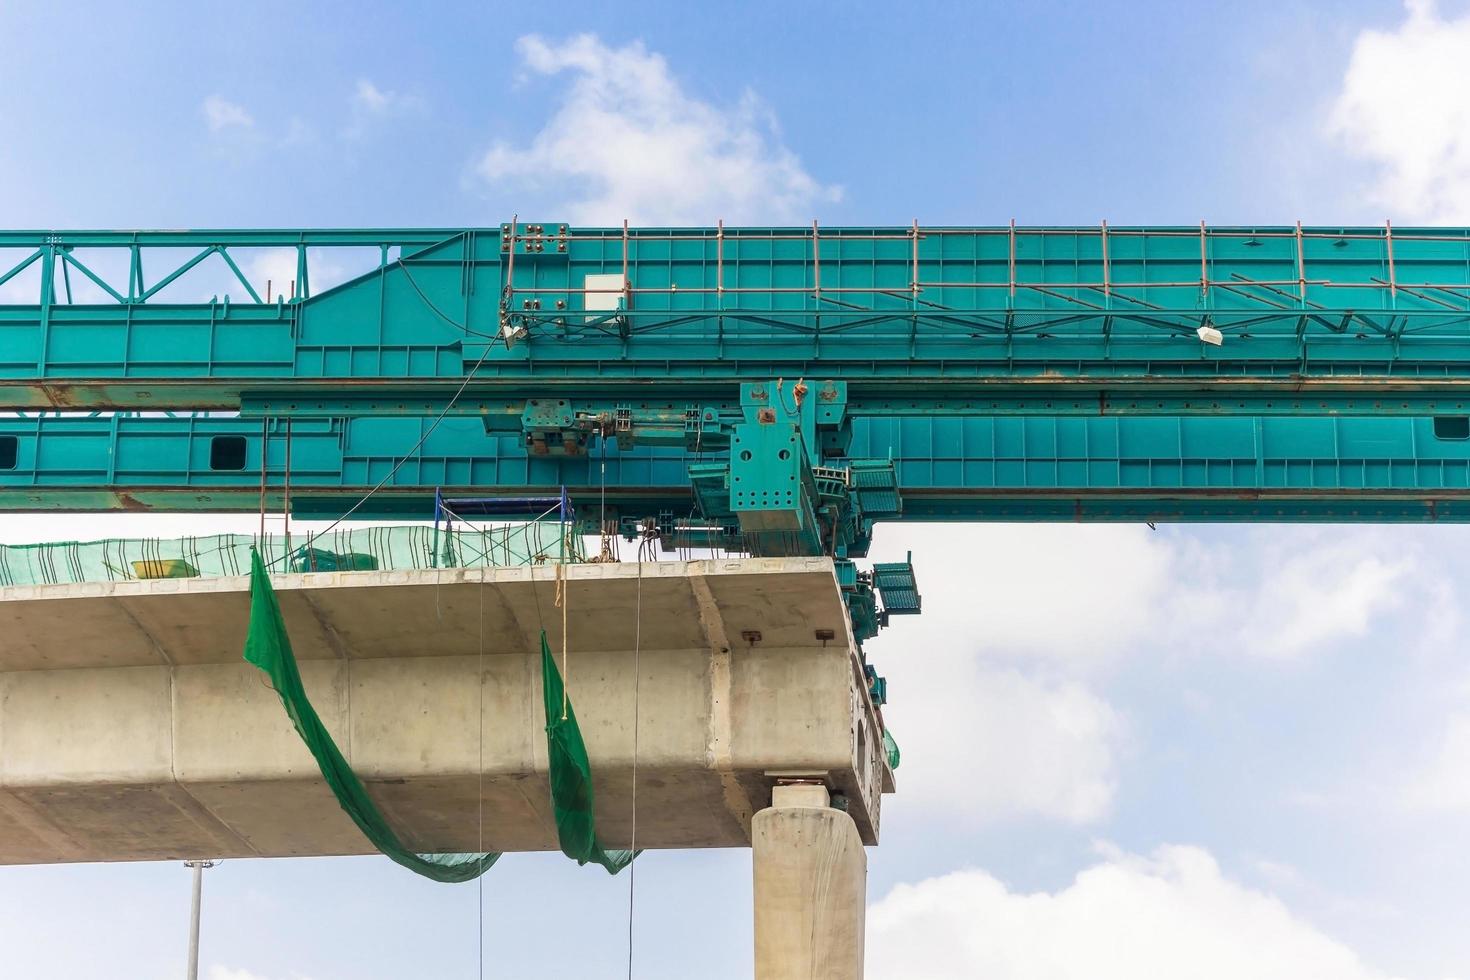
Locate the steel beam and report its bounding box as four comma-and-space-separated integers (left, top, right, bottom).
3, 225, 1470, 414
3, 414, 1470, 522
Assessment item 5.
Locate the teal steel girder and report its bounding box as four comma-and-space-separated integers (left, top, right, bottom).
7, 224, 1470, 413
5, 413, 1470, 525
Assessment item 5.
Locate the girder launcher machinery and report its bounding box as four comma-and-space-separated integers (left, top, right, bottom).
11, 220, 1470, 699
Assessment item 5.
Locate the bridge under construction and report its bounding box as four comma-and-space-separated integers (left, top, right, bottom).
4, 221, 1470, 978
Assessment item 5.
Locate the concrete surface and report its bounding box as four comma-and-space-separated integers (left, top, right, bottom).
753, 783, 867, 980
0, 559, 892, 863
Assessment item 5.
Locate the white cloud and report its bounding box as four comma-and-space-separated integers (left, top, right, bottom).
209, 968, 314, 980
202, 95, 254, 132
252, 249, 300, 302
1328, 0, 1470, 221
208, 248, 351, 302
344, 79, 423, 139
353, 79, 394, 113
1228, 534, 1414, 660
281, 116, 318, 147
203, 81, 416, 146
866, 526, 1155, 824
867, 845, 1396, 980
893, 665, 1125, 824
869, 525, 1447, 827
478, 34, 841, 224
882, 525, 1179, 666
0, 260, 36, 303
1405, 712, 1470, 812
872, 525, 1425, 669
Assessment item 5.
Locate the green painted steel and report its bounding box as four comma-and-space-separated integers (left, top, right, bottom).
5, 413, 1470, 524
12, 222, 1470, 695
8, 223, 1470, 574
7, 225, 1470, 413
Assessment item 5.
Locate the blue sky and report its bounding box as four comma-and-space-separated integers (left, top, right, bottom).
5, 1, 1470, 977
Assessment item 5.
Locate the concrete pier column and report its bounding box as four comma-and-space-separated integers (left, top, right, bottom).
753, 783, 867, 980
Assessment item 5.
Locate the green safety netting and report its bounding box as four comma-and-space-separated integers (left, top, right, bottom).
243, 549, 497, 881
541, 633, 637, 874
243, 549, 632, 881
883, 727, 901, 771
0, 523, 584, 588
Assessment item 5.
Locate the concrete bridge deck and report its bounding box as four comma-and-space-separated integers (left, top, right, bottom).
0, 558, 891, 864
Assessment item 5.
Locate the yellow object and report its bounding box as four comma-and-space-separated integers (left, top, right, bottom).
131, 559, 199, 579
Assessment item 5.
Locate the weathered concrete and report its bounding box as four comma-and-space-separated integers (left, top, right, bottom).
0, 558, 892, 863
753, 783, 867, 980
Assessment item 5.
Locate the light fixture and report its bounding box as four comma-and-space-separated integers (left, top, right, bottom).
500, 320, 528, 349
1196, 324, 1223, 346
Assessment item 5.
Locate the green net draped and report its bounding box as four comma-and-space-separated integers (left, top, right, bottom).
243, 549, 497, 882
541, 633, 637, 874
242, 549, 632, 881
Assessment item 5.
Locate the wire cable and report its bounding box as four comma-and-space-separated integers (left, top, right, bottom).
262, 317, 498, 571
477, 563, 487, 978
258, 417, 269, 545
400, 258, 617, 344
600, 430, 609, 560
556, 561, 570, 720
627, 536, 646, 979
398, 252, 481, 332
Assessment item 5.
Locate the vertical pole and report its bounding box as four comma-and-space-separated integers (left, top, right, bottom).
1385, 220, 1397, 305
258, 418, 269, 551
1008, 218, 1017, 302
504, 214, 517, 313
1199, 220, 1209, 299
909, 219, 919, 298
812, 219, 821, 339
811, 219, 821, 301
184, 860, 215, 980
1100, 220, 1111, 300
431, 486, 443, 569
622, 218, 631, 309
187, 862, 202, 980
282, 419, 292, 562
1295, 220, 1307, 308
38, 244, 55, 370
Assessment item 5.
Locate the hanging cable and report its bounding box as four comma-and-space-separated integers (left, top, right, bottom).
262, 332, 498, 571
258, 417, 269, 549
599, 428, 614, 563
627, 532, 647, 979
399, 257, 621, 344
477, 563, 487, 978
554, 561, 569, 720
283, 418, 293, 560
562, 557, 570, 720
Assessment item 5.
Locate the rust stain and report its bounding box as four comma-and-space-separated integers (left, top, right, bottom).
114, 492, 152, 512
40, 383, 83, 409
